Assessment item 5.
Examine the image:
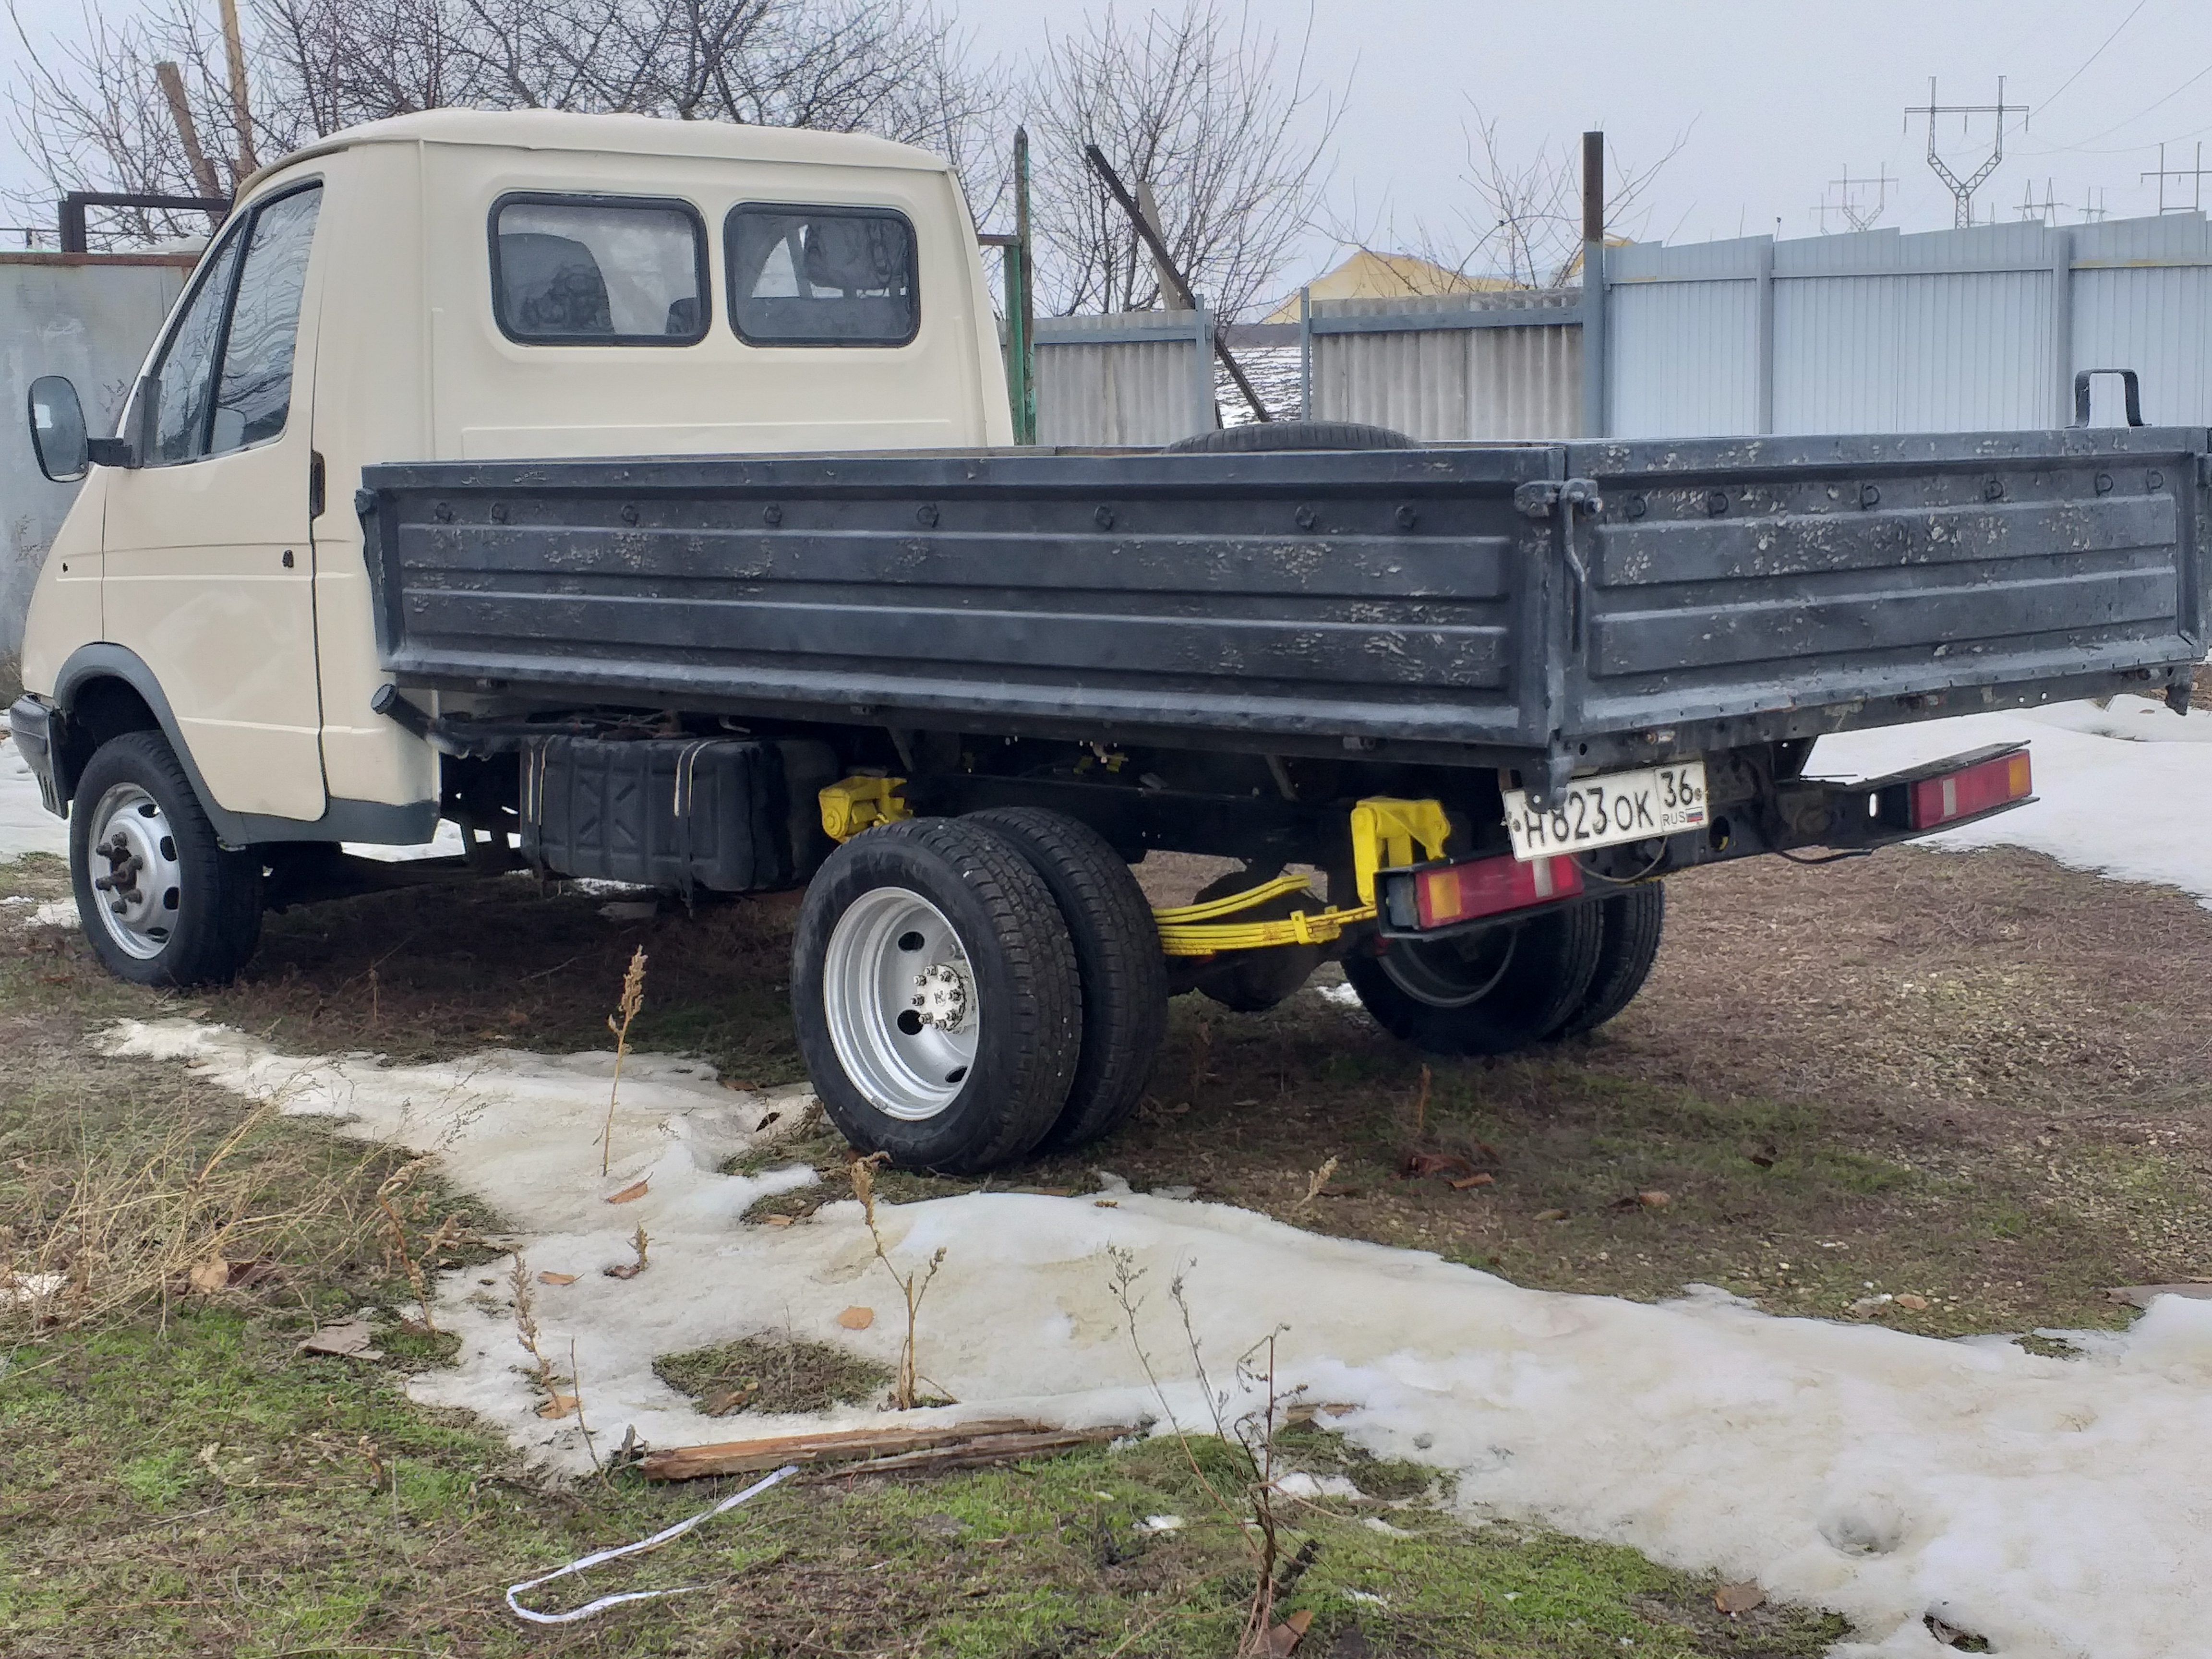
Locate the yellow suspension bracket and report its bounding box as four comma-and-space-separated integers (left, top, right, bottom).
1149, 797, 1451, 956
818, 776, 911, 842
1349, 795, 1453, 906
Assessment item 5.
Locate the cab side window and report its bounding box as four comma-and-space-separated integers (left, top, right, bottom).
726, 205, 918, 346
146, 236, 242, 465
143, 182, 323, 467
211, 187, 322, 454
490, 195, 709, 345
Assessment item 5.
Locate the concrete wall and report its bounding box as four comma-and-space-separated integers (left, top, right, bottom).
0, 253, 192, 664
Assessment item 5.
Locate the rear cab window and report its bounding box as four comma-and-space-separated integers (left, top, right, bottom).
726, 204, 918, 346
490, 194, 709, 345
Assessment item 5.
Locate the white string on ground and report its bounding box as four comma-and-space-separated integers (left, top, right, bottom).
503, 1463, 798, 1625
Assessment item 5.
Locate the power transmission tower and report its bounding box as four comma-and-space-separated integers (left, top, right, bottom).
2079, 186, 2109, 224
2016, 178, 2064, 224
1905, 77, 2027, 228
1825, 163, 1896, 231
2140, 141, 2212, 214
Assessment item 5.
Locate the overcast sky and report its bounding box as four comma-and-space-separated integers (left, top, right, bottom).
8, 0, 2211, 279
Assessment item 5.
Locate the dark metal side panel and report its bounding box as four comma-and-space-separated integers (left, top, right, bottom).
361, 448, 1552, 746
1563, 429, 2206, 733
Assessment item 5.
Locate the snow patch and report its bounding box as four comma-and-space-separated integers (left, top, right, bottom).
1, 739, 68, 862
1812, 695, 2212, 908
114, 1017, 2212, 1658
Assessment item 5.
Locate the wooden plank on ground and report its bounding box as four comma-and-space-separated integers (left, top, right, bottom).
642, 1417, 1119, 1480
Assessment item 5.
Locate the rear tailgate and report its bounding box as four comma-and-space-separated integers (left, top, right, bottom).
1561, 428, 2207, 740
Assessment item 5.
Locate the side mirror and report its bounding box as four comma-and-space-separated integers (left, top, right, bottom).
28, 374, 90, 482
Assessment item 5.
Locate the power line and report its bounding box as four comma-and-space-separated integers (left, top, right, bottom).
2039, 0, 2150, 117
2027, 57, 2212, 155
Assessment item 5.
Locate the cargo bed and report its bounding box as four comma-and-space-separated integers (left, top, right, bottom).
358, 427, 2208, 777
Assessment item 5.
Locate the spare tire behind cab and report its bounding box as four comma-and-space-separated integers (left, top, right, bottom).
1163, 419, 1416, 454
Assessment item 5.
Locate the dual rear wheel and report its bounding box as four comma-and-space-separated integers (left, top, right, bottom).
1344, 884, 1665, 1055
792, 810, 1167, 1173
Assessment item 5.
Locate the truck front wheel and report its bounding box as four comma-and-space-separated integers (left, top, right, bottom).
1345, 904, 1603, 1056
793, 818, 1081, 1173
70, 730, 263, 986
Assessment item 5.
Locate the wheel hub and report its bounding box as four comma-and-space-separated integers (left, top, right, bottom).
86, 784, 183, 961
911, 961, 971, 1032
822, 886, 983, 1121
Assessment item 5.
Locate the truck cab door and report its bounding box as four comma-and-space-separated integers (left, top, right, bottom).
101, 181, 327, 824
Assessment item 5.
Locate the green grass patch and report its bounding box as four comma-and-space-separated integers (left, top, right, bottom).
654, 1333, 890, 1416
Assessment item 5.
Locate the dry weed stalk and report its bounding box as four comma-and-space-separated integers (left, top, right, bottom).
1106, 1249, 1307, 1659
1295, 1156, 1339, 1213
848, 1153, 946, 1410
373, 1158, 438, 1336
569, 1336, 599, 1470
507, 1253, 570, 1414
1188, 1018, 1214, 1100
600, 946, 649, 1176
1413, 1065, 1432, 1137
605, 1223, 650, 1280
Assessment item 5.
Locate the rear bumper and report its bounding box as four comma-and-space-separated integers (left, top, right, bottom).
7, 696, 64, 818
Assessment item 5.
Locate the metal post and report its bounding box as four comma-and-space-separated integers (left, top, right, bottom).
1580, 130, 1608, 438
2050, 226, 2074, 427
1014, 127, 1035, 444
1298, 285, 1312, 420
1194, 294, 1218, 433
1755, 237, 1776, 435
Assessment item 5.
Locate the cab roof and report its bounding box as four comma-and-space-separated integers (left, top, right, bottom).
241, 108, 956, 198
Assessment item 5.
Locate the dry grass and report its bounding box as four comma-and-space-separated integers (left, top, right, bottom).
653, 1332, 891, 1416
1, 1092, 384, 1336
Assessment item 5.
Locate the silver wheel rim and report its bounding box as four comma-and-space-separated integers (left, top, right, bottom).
822, 886, 980, 1121
1382, 926, 1519, 1009
86, 782, 184, 961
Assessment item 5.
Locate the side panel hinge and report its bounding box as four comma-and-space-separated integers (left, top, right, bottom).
1513, 477, 1605, 519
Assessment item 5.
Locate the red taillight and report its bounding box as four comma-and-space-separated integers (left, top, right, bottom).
1415, 853, 1584, 929
1909, 749, 2032, 830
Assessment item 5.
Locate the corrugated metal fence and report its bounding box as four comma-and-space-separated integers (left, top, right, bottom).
1033, 209, 2212, 447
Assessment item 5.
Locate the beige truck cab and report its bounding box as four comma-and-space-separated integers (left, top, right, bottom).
13, 109, 1008, 985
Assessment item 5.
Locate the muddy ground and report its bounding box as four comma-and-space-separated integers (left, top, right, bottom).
14, 831, 2209, 1341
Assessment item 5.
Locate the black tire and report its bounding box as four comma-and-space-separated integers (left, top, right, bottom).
966, 807, 1169, 1151
792, 817, 1080, 1173
1183, 866, 1324, 1014
70, 730, 262, 986
1551, 884, 1665, 1041
1164, 419, 1416, 454
1344, 904, 1604, 1057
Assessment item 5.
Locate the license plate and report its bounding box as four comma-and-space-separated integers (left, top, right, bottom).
1503, 762, 1708, 862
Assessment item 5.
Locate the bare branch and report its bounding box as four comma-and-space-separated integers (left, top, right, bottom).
1024, 0, 1341, 322
4, 0, 1009, 250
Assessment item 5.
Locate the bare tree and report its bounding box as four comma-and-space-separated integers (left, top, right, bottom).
6, 0, 1008, 249
1450, 109, 1686, 289
1024, 0, 1340, 321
